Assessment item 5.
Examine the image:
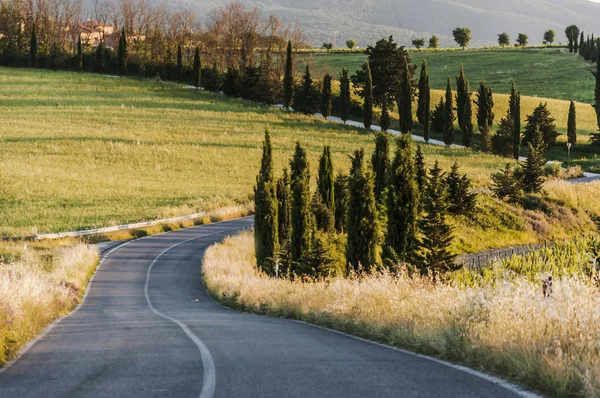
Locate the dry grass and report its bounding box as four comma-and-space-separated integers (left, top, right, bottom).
0, 241, 99, 365
203, 232, 600, 397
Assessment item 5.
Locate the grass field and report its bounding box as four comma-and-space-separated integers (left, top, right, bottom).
0, 67, 512, 236
299, 48, 597, 103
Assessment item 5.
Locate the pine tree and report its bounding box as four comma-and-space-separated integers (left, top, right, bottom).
372, 132, 390, 203
283, 40, 294, 109
444, 162, 476, 216
443, 78, 455, 146
346, 149, 380, 271
522, 127, 546, 194
193, 47, 202, 88
334, 172, 349, 233
418, 161, 457, 274
317, 146, 335, 213
340, 68, 350, 124
523, 102, 559, 147
117, 27, 127, 76
509, 80, 521, 159
475, 81, 495, 152
290, 142, 314, 272
385, 134, 419, 262
277, 168, 292, 248
415, 145, 427, 198
320, 73, 333, 118
492, 111, 515, 158
492, 164, 523, 203
76, 34, 83, 72
380, 98, 391, 132
398, 57, 412, 134
254, 130, 279, 275
29, 22, 37, 68
294, 65, 319, 115
431, 97, 445, 134
568, 100, 577, 147
363, 62, 374, 129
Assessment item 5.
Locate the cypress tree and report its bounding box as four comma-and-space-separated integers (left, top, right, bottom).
254, 130, 279, 274
283, 40, 294, 109
372, 132, 390, 203
321, 73, 333, 118
277, 168, 292, 248
568, 100, 577, 146
431, 97, 445, 134
461, 90, 474, 147
418, 161, 457, 273
95, 42, 105, 74
340, 68, 350, 124
579, 32, 585, 55
593, 56, 600, 132
475, 81, 495, 152
117, 27, 127, 76
398, 57, 412, 134
492, 111, 516, 158
346, 149, 380, 271
380, 98, 391, 132
443, 78, 455, 146
445, 162, 477, 216
294, 65, 319, 115
522, 127, 546, 194
363, 62, 374, 129
176, 43, 183, 75
29, 22, 37, 68
385, 134, 419, 262
193, 47, 202, 88
509, 80, 521, 159
334, 172, 349, 233
455, 65, 468, 131
317, 146, 335, 213
290, 142, 314, 272
574, 32, 579, 53
415, 145, 427, 198
76, 34, 83, 72
417, 60, 429, 125
422, 74, 431, 142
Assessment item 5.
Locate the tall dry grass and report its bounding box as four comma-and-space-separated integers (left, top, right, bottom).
203, 232, 600, 397
0, 243, 99, 365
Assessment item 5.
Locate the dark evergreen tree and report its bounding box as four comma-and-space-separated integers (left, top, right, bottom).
385, 134, 419, 262
431, 97, 445, 134
443, 78, 455, 146
492, 164, 523, 203
523, 102, 559, 147
29, 22, 37, 67
398, 56, 412, 134
422, 75, 431, 141
565, 25, 580, 53
346, 149, 380, 271
461, 89, 474, 147
522, 127, 546, 194
290, 142, 314, 272
417, 60, 429, 125
317, 146, 335, 213
193, 47, 201, 88
568, 100, 577, 146
455, 65, 468, 131
340, 68, 350, 124
372, 132, 390, 203
283, 40, 294, 109
444, 162, 476, 216
579, 32, 585, 55
293, 65, 320, 115
517, 33, 529, 47
76, 34, 83, 72
117, 27, 127, 76
498, 32, 510, 47
277, 168, 292, 248
593, 56, 600, 133
223, 67, 241, 97
509, 80, 521, 159
415, 145, 427, 199
543, 30, 555, 45
334, 172, 349, 233
320, 73, 333, 118
363, 62, 374, 129
176, 43, 183, 75
475, 81, 495, 152
254, 130, 279, 274
492, 111, 515, 158
380, 98, 391, 132
95, 42, 105, 73
418, 161, 457, 273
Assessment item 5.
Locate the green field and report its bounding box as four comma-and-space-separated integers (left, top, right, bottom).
298, 48, 597, 103
0, 67, 515, 236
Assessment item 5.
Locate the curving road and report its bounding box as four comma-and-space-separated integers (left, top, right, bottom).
0, 218, 535, 397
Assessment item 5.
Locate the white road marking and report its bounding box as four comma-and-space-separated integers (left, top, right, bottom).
143, 226, 247, 398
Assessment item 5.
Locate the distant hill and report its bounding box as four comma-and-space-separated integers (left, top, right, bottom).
84, 0, 600, 47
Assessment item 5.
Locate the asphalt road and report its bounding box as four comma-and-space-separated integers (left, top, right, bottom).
0, 218, 534, 397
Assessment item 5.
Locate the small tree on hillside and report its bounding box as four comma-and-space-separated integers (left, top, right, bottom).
29, 22, 37, 67
415, 145, 427, 199
445, 162, 477, 216
544, 30, 555, 45
412, 38, 425, 50
498, 32, 510, 47
277, 168, 292, 250
340, 68, 350, 124
429, 35, 439, 50
516, 33, 528, 47
290, 142, 314, 274
254, 130, 279, 275
294, 65, 320, 115
492, 164, 523, 203
381, 98, 391, 132
76, 34, 83, 72
579, 32, 585, 55
346, 39, 356, 50
398, 57, 412, 134
317, 146, 335, 214
321, 73, 333, 118
193, 47, 202, 88
334, 173, 349, 233
283, 40, 294, 109
372, 132, 390, 203
509, 80, 521, 159
475, 81, 495, 152
593, 56, 600, 136
452, 27, 471, 49
346, 149, 380, 271
566, 25, 580, 53
363, 62, 374, 129
455, 65, 472, 147
95, 42, 105, 73
431, 97, 445, 134
568, 100, 577, 146
523, 102, 559, 147
492, 111, 515, 158
417, 60, 429, 126
322, 43, 333, 51
117, 27, 127, 76
522, 128, 546, 194
443, 78, 455, 145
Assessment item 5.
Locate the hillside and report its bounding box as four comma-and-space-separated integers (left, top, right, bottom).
97, 0, 600, 47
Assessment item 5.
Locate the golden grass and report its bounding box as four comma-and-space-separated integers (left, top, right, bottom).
203, 232, 600, 396
0, 241, 99, 365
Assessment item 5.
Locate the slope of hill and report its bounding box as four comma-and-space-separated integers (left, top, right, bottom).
114, 0, 600, 47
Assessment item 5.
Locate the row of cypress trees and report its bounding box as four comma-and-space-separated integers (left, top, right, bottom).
254, 129, 477, 277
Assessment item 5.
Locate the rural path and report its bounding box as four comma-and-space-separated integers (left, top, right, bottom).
0, 218, 535, 398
